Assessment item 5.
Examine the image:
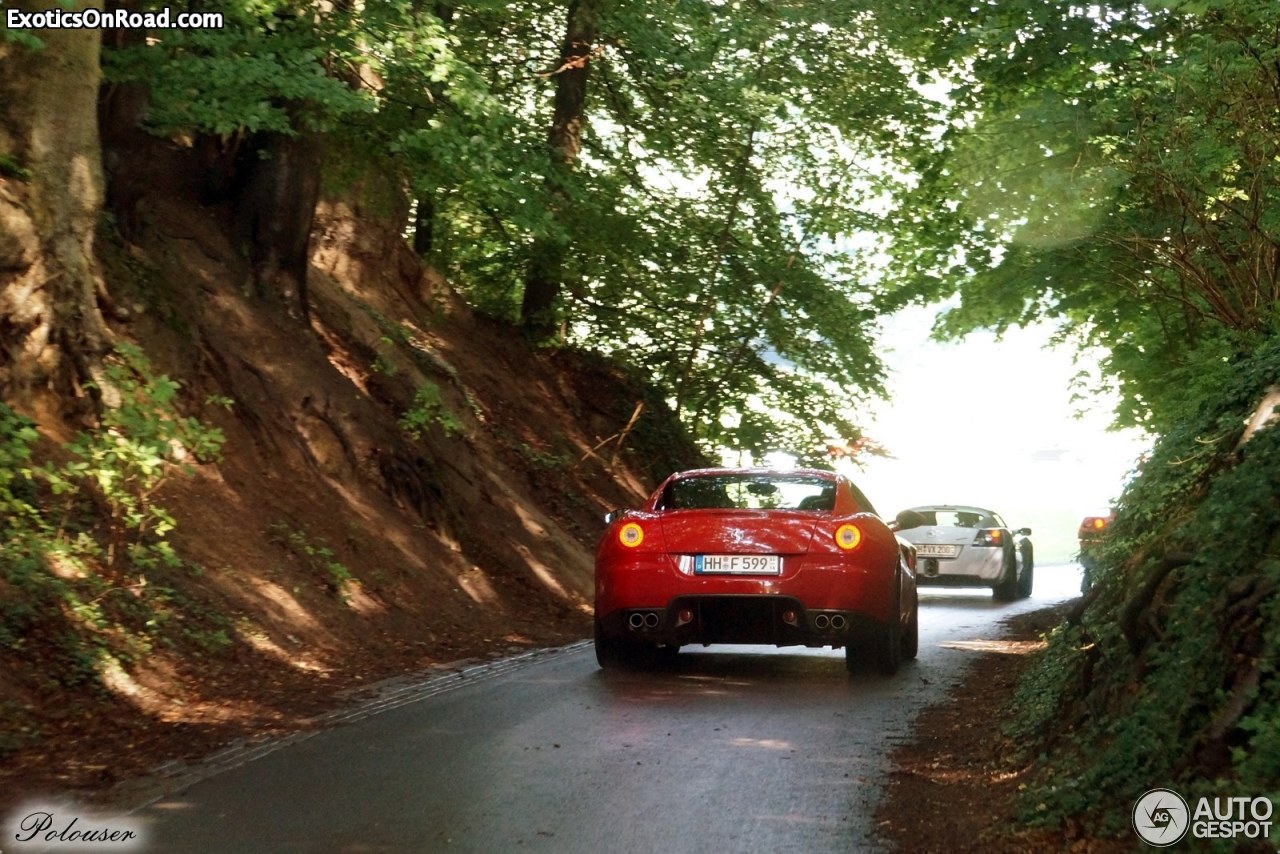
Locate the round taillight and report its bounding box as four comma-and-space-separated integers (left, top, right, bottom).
1092, 518, 1107, 530
834, 523, 862, 551
618, 522, 644, 548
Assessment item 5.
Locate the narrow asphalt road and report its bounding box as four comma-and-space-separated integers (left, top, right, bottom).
101, 565, 1081, 853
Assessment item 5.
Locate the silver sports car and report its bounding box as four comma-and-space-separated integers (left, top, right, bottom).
894, 505, 1033, 600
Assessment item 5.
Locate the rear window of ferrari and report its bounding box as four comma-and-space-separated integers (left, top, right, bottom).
658, 474, 836, 511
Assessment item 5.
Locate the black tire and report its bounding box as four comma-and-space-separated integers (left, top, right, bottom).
871, 569, 903, 675
875, 615, 902, 676
901, 593, 919, 661
992, 546, 1019, 602
1017, 543, 1035, 599
594, 620, 631, 670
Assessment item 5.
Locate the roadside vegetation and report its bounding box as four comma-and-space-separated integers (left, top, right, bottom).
0, 345, 228, 691
1010, 341, 1280, 839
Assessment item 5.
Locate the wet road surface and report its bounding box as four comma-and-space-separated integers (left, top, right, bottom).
119, 565, 1083, 853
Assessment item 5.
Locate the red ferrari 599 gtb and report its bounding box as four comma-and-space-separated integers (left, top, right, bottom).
594, 467, 918, 675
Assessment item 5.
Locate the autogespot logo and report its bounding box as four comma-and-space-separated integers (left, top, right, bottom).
1133, 788, 1190, 847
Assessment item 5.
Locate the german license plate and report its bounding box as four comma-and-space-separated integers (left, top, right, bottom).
695, 554, 782, 575
915, 544, 960, 558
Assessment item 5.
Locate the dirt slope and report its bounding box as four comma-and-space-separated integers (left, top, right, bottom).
0, 144, 705, 810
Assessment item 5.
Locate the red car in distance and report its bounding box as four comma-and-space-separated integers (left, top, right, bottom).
1078, 513, 1114, 546
1077, 510, 1115, 588
594, 467, 919, 675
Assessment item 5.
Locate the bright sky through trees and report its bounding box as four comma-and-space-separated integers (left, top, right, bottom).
850, 306, 1151, 564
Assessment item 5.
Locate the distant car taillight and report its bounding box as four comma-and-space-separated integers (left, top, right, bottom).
973, 528, 1004, 547
618, 522, 645, 548
1078, 515, 1113, 541
834, 523, 863, 551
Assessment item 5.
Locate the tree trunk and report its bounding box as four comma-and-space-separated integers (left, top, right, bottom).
0, 4, 114, 417
520, 0, 600, 335
410, 2, 454, 259
98, 0, 151, 241
231, 126, 323, 321
413, 196, 435, 256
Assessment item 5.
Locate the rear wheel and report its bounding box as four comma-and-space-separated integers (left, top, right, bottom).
594, 620, 632, 670
873, 569, 904, 675
901, 595, 919, 661
1017, 544, 1035, 599
844, 642, 858, 673
846, 623, 902, 675
874, 614, 902, 675
993, 547, 1019, 601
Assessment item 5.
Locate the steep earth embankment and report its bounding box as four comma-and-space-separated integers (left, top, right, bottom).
0, 139, 706, 809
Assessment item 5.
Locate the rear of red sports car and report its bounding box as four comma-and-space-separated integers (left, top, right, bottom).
594, 468, 917, 675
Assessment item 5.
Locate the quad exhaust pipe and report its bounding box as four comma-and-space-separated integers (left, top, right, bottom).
628, 611, 660, 630
813, 613, 848, 632
629, 608, 845, 633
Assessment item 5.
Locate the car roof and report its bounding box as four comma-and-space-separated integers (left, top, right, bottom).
669, 467, 839, 480
908, 504, 996, 515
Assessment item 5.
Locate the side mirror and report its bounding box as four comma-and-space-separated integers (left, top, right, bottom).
892, 509, 928, 531
1017, 527, 1032, 536
604, 509, 625, 525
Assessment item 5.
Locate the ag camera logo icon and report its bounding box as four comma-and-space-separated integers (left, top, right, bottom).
1133, 788, 1190, 846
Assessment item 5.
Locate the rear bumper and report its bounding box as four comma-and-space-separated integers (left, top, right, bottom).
915, 550, 1003, 586
915, 572, 994, 589
596, 594, 884, 649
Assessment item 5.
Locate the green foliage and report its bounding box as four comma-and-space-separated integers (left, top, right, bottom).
1009, 337, 1280, 838
1005, 621, 1089, 750
0, 152, 31, 180
266, 523, 356, 599
88, 0, 1280, 457
880, 0, 1280, 435
517, 443, 571, 472
94, 0, 970, 459
0, 25, 43, 50
371, 339, 399, 377
399, 381, 463, 439
0, 402, 42, 528
0, 343, 226, 696
524, 0, 931, 459
48, 342, 225, 568
102, 2, 373, 136
233, 0, 936, 459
